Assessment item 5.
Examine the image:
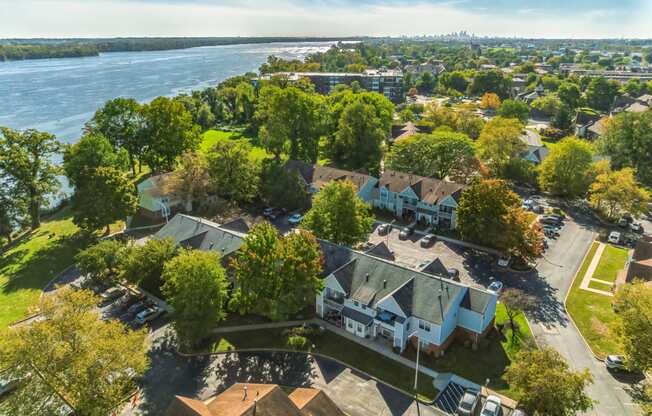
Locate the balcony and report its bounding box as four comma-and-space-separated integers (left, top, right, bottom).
324, 295, 344, 311
375, 310, 397, 327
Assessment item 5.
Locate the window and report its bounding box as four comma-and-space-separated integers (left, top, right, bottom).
406, 322, 410, 331
357, 324, 363, 332
418, 320, 431, 331
361, 305, 366, 310
440, 205, 454, 214
353, 300, 359, 307
347, 320, 353, 329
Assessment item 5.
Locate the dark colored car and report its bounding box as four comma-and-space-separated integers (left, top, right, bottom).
377, 223, 391, 236
399, 225, 414, 240
539, 216, 562, 226
420, 234, 436, 247
114, 293, 145, 312
262, 207, 283, 220
99, 287, 126, 307
456, 390, 480, 416
447, 268, 460, 281
119, 301, 149, 322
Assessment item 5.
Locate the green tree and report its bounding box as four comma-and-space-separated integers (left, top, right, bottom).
597, 111, 652, 185
162, 249, 229, 348
0, 189, 25, 244
141, 96, 201, 172
261, 160, 308, 211
163, 151, 211, 212
71, 167, 138, 234
552, 104, 574, 131
457, 179, 543, 260
585, 77, 619, 112
498, 99, 530, 123
614, 281, 652, 371
386, 131, 475, 179
302, 180, 374, 246
120, 237, 178, 294
476, 117, 526, 177
206, 139, 260, 203
589, 167, 651, 220
469, 69, 510, 98
439, 71, 470, 94
539, 137, 595, 198
75, 239, 127, 284
174, 94, 215, 131
229, 223, 323, 321
557, 82, 581, 109
416, 72, 436, 94
505, 347, 594, 416
235, 81, 257, 123
0, 288, 148, 416
63, 133, 127, 187
85, 97, 145, 175
256, 85, 323, 162
0, 127, 61, 229
531, 94, 562, 118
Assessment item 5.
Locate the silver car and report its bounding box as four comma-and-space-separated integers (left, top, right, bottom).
456, 390, 479, 416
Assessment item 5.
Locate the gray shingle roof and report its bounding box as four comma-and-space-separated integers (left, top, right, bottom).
377, 170, 466, 204
155, 214, 244, 257
365, 242, 395, 261
342, 306, 374, 326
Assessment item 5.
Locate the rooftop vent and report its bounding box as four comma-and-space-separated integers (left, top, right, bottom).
383, 280, 387, 289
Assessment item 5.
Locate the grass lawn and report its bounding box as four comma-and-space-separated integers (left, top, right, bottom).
592, 244, 629, 283
205, 327, 438, 401
588, 280, 614, 292
566, 242, 624, 358
403, 303, 532, 399
200, 130, 271, 162
0, 208, 89, 327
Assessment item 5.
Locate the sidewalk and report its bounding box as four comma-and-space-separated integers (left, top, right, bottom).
578, 242, 613, 296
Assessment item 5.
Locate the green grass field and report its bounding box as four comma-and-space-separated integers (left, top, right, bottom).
201, 129, 271, 162
0, 208, 88, 327
566, 242, 626, 358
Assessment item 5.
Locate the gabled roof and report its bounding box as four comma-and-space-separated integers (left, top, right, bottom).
420, 258, 449, 277
377, 170, 465, 204
156, 214, 244, 257
285, 160, 373, 192
625, 102, 650, 113
289, 388, 346, 416
219, 218, 250, 235
365, 241, 395, 261
165, 396, 212, 416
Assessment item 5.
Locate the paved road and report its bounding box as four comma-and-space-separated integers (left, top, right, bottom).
121, 328, 443, 416
525, 215, 642, 416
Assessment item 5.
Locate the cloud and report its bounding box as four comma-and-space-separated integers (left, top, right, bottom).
0, 0, 650, 38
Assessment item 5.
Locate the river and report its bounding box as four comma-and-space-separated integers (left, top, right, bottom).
0, 41, 335, 144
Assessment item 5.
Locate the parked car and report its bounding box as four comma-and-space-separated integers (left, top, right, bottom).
263, 207, 284, 220
605, 355, 627, 371
287, 214, 303, 225
543, 225, 560, 236
399, 225, 415, 240
377, 223, 391, 236
544, 229, 558, 239
99, 287, 126, 307
543, 238, 549, 249
114, 293, 145, 312
447, 268, 460, 281
618, 217, 629, 228
488, 281, 504, 294
539, 215, 563, 226
456, 390, 480, 416
0, 373, 20, 398
132, 306, 164, 328
420, 234, 436, 247
608, 231, 622, 245
480, 395, 502, 416
119, 301, 149, 322
630, 223, 643, 233
497, 256, 511, 268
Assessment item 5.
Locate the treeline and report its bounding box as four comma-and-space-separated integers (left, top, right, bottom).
0, 37, 367, 61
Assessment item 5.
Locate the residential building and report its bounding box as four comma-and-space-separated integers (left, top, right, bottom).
404, 61, 446, 76
519, 130, 549, 164
559, 65, 652, 81
259, 69, 404, 102
284, 160, 377, 200
317, 244, 497, 355
165, 383, 345, 416
585, 116, 611, 140
575, 111, 603, 138
516, 82, 544, 105
371, 170, 465, 229
390, 121, 432, 142
621, 236, 652, 283
136, 173, 184, 220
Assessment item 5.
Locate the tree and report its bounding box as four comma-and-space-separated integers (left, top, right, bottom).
256, 86, 323, 162
71, 167, 138, 234
0, 188, 25, 244
531, 94, 562, 118
0, 288, 148, 416
497, 99, 530, 123
551, 104, 574, 131
206, 138, 260, 203
613, 281, 652, 372
163, 151, 210, 212
0, 127, 61, 229
229, 223, 323, 321
480, 92, 501, 110
589, 167, 650, 220
75, 239, 127, 284
385, 131, 475, 179
85, 97, 145, 175
261, 160, 308, 211
439, 71, 469, 94
557, 82, 581, 109
505, 347, 594, 416
539, 137, 595, 198
476, 117, 526, 177
120, 237, 178, 294
500, 288, 535, 341
597, 111, 652, 185
469, 70, 510, 98
302, 180, 374, 246
63, 133, 127, 187
585, 77, 619, 112
162, 250, 229, 348
416, 72, 436, 94
457, 179, 543, 260
141, 96, 201, 172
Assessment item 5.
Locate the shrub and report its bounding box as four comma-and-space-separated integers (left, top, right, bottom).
287, 335, 309, 350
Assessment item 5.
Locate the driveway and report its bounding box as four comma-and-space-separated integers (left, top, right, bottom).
121, 328, 444, 416
525, 214, 641, 415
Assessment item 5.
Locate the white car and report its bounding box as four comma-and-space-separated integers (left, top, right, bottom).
480, 395, 502, 416
133, 306, 163, 327
608, 231, 621, 245
630, 223, 643, 233
287, 214, 303, 225
497, 256, 510, 268
488, 281, 504, 294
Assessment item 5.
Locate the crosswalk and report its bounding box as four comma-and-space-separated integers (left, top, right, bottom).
434, 381, 466, 414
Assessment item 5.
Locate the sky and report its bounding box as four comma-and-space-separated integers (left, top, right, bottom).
2, 0, 651, 39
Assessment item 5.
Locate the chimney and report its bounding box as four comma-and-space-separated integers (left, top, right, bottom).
383, 280, 387, 289
365, 273, 370, 282
243, 385, 247, 401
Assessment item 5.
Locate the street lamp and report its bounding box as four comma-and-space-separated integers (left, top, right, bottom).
408, 330, 421, 392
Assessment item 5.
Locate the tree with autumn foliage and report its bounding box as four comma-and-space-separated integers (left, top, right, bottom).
589, 166, 650, 220
480, 92, 501, 110
229, 223, 323, 321
457, 179, 544, 261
